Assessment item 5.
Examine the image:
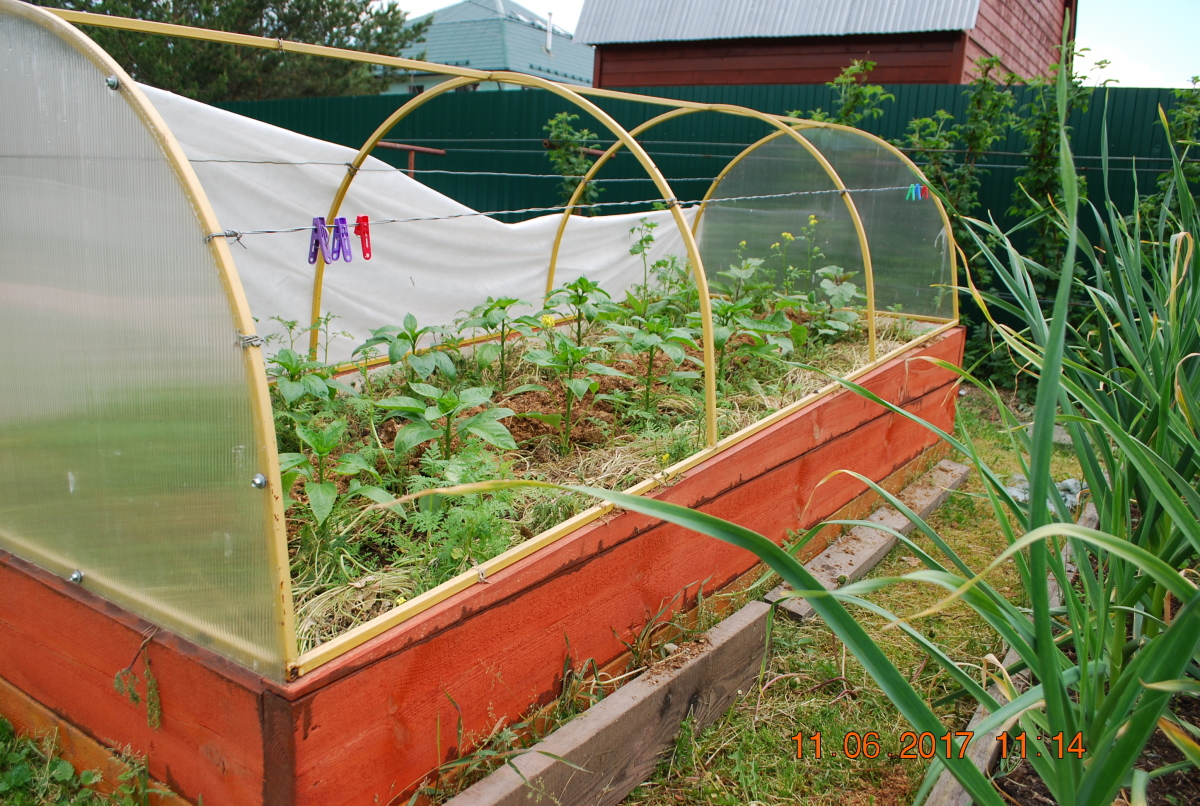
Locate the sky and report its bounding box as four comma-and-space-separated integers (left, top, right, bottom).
397, 0, 1198, 89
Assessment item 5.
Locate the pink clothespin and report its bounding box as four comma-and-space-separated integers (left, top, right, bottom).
355, 216, 372, 260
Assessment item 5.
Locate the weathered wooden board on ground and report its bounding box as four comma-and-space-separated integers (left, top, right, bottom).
443, 601, 771, 806
764, 459, 972, 621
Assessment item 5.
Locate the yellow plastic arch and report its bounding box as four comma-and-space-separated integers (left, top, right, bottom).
545, 106, 702, 297
546, 106, 880, 359
313, 71, 722, 446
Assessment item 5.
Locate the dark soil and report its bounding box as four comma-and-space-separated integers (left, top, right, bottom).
994, 696, 1200, 805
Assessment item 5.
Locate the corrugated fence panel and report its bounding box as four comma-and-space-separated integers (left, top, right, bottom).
218, 84, 1182, 226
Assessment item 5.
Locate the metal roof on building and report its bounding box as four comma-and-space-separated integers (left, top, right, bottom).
399, 0, 594, 85
575, 0, 982, 44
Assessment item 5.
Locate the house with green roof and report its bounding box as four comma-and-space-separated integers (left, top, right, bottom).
389, 0, 594, 94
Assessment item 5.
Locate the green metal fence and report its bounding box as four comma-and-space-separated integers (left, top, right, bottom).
218, 84, 1183, 226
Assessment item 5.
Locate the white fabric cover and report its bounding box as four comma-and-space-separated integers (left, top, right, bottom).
145, 86, 695, 364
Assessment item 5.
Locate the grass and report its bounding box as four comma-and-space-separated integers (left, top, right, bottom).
619, 391, 1082, 805
0, 717, 157, 806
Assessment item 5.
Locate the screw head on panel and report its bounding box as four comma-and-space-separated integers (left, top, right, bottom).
105, 75, 120, 90
250, 473, 268, 489
68, 570, 84, 584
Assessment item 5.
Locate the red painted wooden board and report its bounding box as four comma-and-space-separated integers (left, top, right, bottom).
0, 328, 964, 806
0, 553, 270, 803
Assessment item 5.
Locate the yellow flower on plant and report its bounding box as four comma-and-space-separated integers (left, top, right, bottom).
808, 214, 818, 226
771, 242, 780, 250
539, 314, 556, 330
781, 232, 795, 241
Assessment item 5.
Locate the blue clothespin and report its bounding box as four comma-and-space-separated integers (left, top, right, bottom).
308, 217, 333, 264
330, 217, 353, 263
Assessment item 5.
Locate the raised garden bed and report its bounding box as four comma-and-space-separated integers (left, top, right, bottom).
0, 326, 963, 805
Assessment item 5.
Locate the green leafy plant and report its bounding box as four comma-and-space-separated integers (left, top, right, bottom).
402, 443, 517, 586
628, 217, 659, 310
458, 297, 536, 393
711, 254, 772, 308
544, 112, 603, 213
602, 315, 699, 411
282, 419, 395, 527
523, 330, 629, 452
545, 275, 615, 347
691, 296, 797, 383
813, 264, 863, 337
772, 219, 825, 297
354, 313, 455, 383
267, 346, 358, 409
0, 717, 110, 804
376, 383, 516, 458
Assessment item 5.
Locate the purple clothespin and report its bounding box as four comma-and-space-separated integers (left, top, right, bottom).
308, 217, 333, 264
330, 217, 353, 263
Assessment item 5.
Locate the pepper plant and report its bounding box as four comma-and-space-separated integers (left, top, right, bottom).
354, 313, 455, 383
523, 330, 630, 451
280, 420, 395, 527
690, 298, 798, 382
458, 296, 537, 392
376, 383, 516, 458
267, 347, 358, 408
601, 315, 699, 411
546, 275, 614, 346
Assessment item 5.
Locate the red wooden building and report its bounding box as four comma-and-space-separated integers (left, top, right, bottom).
575, 0, 1078, 87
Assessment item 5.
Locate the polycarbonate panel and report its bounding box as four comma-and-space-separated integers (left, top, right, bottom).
0, 3, 287, 678
802, 128, 954, 319
697, 131, 867, 301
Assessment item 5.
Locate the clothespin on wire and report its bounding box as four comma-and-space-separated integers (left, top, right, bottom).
308, 217, 333, 264
330, 217, 353, 263
355, 215, 372, 260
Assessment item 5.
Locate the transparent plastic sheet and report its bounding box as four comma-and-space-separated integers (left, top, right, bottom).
801, 128, 954, 319
0, 4, 287, 678
696, 132, 867, 302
